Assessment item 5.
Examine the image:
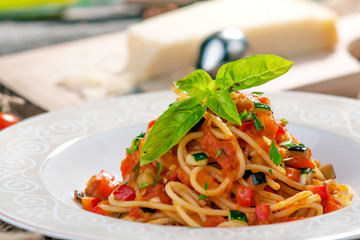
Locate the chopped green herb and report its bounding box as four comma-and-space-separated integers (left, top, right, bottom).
254, 102, 271, 111
280, 118, 289, 125
215, 149, 224, 158
269, 141, 283, 167
251, 111, 264, 131
251, 91, 264, 95
140, 183, 148, 189
229, 210, 248, 223
301, 168, 315, 174
239, 110, 249, 121
204, 182, 209, 191
192, 152, 208, 161
198, 194, 208, 200
268, 169, 273, 175
279, 140, 306, 149
126, 132, 146, 154
152, 162, 163, 186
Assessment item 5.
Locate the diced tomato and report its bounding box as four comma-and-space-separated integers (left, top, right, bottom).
235, 186, 252, 207
85, 170, 119, 201
255, 204, 271, 225
91, 205, 111, 216
128, 207, 144, 219
202, 216, 225, 227
286, 217, 305, 222
324, 199, 343, 214
177, 168, 191, 187
285, 167, 301, 182
239, 121, 254, 131
81, 197, 100, 211
113, 184, 136, 201
142, 183, 172, 204
121, 153, 138, 180
307, 185, 330, 204
263, 185, 275, 193
286, 157, 315, 169
201, 126, 238, 175
147, 119, 156, 129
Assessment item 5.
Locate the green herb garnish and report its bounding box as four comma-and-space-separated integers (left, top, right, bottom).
279, 140, 306, 149
301, 168, 315, 174
251, 111, 264, 131
269, 141, 284, 167
268, 169, 273, 175
251, 91, 264, 95
126, 132, 145, 154
140, 183, 148, 189
152, 162, 163, 186
239, 110, 249, 121
204, 182, 209, 191
254, 102, 271, 111
140, 55, 293, 165
215, 149, 224, 158
198, 194, 208, 200
280, 118, 289, 125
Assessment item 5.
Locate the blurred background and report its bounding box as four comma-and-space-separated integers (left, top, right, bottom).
0, 0, 360, 239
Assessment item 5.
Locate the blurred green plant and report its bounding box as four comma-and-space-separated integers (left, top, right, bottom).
0, 0, 79, 19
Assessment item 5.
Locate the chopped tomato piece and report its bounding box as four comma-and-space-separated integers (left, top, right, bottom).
121, 153, 138, 180
286, 157, 315, 169
263, 185, 275, 193
324, 199, 342, 213
202, 216, 225, 227
142, 183, 172, 204
235, 186, 252, 207
113, 184, 136, 201
85, 170, 119, 201
147, 119, 156, 129
255, 204, 271, 225
81, 197, 100, 211
285, 167, 301, 182
128, 207, 145, 219
307, 185, 330, 204
239, 121, 254, 131
201, 126, 238, 175
91, 205, 111, 216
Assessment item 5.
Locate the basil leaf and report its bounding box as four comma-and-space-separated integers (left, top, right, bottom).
206, 89, 242, 126
174, 69, 212, 97
269, 141, 283, 166
211, 77, 234, 92
216, 55, 293, 92
204, 182, 209, 191
140, 97, 206, 166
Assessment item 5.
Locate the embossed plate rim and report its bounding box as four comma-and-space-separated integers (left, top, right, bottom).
0, 90, 360, 240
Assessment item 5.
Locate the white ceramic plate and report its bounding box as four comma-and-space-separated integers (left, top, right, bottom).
1, 91, 360, 240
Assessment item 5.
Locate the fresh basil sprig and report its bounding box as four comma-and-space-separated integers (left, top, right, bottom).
140, 55, 293, 166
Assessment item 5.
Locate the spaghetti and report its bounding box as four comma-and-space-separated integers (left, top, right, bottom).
75, 55, 353, 227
